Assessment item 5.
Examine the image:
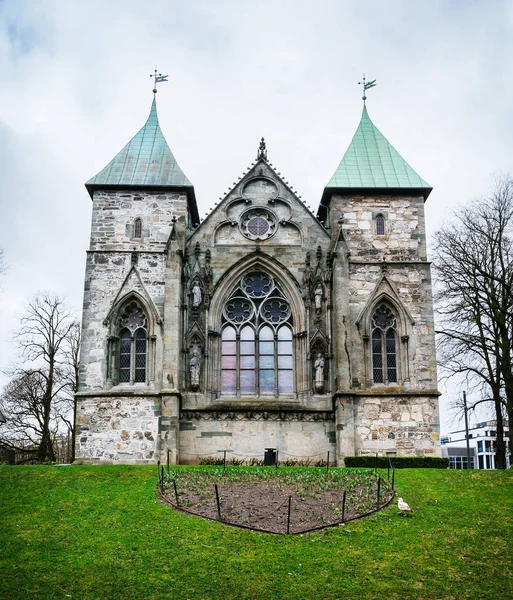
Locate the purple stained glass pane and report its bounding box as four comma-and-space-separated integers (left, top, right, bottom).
240, 370, 255, 393
278, 355, 293, 369
222, 355, 237, 369
240, 342, 255, 355
240, 355, 255, 368
278, 326, 292, 340
221, 370, 236, 393
259, 326, 273, 340
278, 341, 292, 355
222, 341, 236, 355
247, 216, 270, 237
241, 326, 255, 340
259, 355, 274, 369
259, 370, 274, 393
278, 370, 293, 393
259, 341, 274, 355
222, 326, 236, 340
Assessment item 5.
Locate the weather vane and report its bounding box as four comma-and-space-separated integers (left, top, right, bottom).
150, 68, 169, 94
358, 73, 377, 105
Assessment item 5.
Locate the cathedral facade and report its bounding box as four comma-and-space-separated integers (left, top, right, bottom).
75, 95, 440, 464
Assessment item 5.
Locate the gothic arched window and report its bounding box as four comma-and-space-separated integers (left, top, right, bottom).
375, 214, 385, 236
117, 300, 148, 384
220, 271, 294, 396
134, 218, 142, 239
371, 303, 398, 384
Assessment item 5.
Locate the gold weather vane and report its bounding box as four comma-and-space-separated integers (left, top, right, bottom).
358, 73, 377, 105
150, 68, 169, 94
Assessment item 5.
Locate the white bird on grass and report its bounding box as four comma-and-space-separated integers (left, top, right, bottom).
398, 497, 413, 515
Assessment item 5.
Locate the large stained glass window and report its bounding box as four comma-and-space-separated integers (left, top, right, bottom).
118, 300, 148, 384
220, 271, 294, 396
371, 303, 398, 384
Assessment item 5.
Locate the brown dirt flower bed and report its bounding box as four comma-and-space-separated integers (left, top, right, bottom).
161, 466, 393, 534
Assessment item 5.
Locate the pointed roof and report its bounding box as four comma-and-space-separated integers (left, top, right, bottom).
86, 97, 194, 197
325, 106, 432, 197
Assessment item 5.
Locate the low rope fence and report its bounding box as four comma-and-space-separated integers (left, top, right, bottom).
157, 462, 396, 535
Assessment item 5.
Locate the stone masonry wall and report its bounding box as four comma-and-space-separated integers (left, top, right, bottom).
76, 394, 160, 463
179, 418, 336, 464
353, 395, 440, 456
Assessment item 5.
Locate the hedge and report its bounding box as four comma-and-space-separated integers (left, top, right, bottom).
344, 456, 449, 469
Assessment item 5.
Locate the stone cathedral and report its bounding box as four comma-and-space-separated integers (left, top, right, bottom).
75, 92, 440, 465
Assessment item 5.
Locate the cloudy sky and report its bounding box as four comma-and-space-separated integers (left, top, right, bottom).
1, 0, 513, 431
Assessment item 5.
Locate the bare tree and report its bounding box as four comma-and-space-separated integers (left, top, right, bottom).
433, 177, 513, 468
0, 293, 78, 462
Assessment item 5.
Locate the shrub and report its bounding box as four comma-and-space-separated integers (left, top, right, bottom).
344, 456, 449, 469
198, 456, 225, 465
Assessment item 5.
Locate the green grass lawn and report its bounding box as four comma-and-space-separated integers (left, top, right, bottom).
0, 465, 512, 600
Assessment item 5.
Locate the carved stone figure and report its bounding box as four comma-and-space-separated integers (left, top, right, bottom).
190, 350, 201, 390
314, 284, 323, 313
314, 352, 324, 393
192, 282, 202, 308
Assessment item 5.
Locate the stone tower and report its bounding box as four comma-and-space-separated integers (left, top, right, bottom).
75, 95, 439, 464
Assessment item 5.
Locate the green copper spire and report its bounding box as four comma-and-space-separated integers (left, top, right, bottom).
86, 97, 193, 196
326, 106, 432, 196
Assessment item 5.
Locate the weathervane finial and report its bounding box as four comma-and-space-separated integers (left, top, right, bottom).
358, 73, 377, 105
150, 68, 169, 94
257, 137, 267, 161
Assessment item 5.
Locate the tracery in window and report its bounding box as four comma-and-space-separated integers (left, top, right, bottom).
220, 271, 293, 395
371, 303, 398, 384
375, 214, 385, 236
240, 210, 276, 241
117, 300, 147, 384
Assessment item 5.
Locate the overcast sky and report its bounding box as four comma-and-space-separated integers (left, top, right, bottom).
1, 0, 513, 432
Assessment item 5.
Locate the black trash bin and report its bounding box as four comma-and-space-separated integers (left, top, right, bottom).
264, 448, 277, 466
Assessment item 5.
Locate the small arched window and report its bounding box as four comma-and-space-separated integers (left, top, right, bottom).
371, 303, 398, 384
375, 214, 385, 236
117, 300, 147, 384
134, 218, 142, 239
220, 270, 294, 396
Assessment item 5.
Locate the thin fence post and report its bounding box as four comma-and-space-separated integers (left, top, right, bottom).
326, 451, 330, 473
392, 468, 395, 491
157, 460, 161, 485
173, 479, 179, 506
223, 450, 227, 473
161, 465, 164, 492
377, 476, 381, 509
287, 495, 292, 534
342, 490, 346, 523
276, 450, 279, 471
215, 484, 222, 521
167, 449, 170, 474
387, 458, 390, 481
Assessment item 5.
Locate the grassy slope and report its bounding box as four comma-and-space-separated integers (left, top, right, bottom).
0, 466, 512, 600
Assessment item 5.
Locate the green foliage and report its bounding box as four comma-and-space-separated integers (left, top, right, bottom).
1, 465, 512, 599
344, 455, 449, 469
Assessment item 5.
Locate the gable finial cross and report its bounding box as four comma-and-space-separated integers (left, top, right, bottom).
257, 137, 267, 161
150, 68, 169, 94
358, 73, 377, 105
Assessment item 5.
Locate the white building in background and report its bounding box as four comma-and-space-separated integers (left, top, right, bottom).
441, 421, 510, 470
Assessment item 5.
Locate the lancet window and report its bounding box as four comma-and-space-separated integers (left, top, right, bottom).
220, 271, 294, 396
134, 218, 142, 239
118, 300, 148, 384
371, 303, 398, 384
375, 214, 385, 236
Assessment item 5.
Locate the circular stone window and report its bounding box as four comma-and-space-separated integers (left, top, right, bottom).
240, 210, 276, 241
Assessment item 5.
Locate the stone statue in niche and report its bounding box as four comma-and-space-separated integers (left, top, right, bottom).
314, 284, 323, 314
314, 352, 325, 393
190, 349, 201, 391
192, 282, 202, 308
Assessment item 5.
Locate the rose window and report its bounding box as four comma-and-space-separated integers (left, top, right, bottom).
224, 298, 253, 323
240, 210, 276, 241
261, 298, 290, 324
243, 272, 272, 298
